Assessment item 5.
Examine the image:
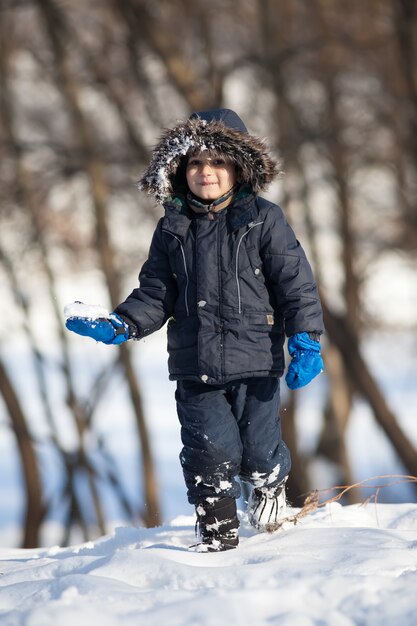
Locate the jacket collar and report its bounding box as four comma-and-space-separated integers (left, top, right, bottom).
187, 185, 238, 217
162, 187, 259, 236
226, 191, 259, 230
161, 196, 191, 237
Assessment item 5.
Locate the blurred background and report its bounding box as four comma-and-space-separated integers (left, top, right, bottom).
0, 0, 416, 548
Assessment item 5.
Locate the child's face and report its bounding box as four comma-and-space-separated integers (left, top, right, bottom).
186, 153, 237, 201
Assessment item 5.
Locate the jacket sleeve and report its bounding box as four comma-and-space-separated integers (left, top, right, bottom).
260, 204, 324, 337
114, 219, 178, 338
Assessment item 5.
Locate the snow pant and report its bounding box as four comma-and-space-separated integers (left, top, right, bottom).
175, 377, 291, 504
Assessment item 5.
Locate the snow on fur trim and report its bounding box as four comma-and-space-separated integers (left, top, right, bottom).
139, 117, 279, 202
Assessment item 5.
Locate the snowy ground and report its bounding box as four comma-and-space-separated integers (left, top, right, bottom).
0, 501, 416, 626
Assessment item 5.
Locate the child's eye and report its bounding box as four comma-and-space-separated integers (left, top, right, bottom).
187, 157, 229, 168
188, 159, 202, 167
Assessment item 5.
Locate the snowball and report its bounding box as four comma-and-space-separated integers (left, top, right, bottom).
64, 302, 110, 320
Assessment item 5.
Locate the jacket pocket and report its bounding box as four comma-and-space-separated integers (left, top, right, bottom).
224, 313, 284, 376
246, 311, 275, 327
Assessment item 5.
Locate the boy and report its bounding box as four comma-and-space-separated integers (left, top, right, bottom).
66, 109, 324, 552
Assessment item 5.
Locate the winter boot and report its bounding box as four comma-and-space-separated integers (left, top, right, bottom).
247, 479, 287, 531
192, 497, 239, 552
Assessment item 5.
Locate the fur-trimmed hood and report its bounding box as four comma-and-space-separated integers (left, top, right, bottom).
138, 109, 280, 202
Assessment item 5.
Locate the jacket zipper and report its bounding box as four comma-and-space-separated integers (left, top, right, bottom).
162, 230, 190, 317
235, 221, 264, 314
217, 221, 225, 382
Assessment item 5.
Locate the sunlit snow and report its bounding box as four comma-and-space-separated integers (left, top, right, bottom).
0, 502, 416, 625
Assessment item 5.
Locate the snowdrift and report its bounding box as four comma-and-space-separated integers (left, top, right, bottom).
0, 502, 416, 625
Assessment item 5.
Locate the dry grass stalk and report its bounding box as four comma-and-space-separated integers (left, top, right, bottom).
266, 474, 417, 533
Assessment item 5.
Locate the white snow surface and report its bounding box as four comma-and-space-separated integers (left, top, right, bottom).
63, 302, 111, 320
1, 502, 417, 626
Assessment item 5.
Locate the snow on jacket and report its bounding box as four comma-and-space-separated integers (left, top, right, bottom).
115, 109, 324, 384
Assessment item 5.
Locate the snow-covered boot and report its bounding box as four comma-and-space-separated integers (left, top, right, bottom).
192, 497, 239, 552
247, 480, 287, 531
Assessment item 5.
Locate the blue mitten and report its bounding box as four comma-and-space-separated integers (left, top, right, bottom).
65, 303, 129, 345
285, 332, 323, 390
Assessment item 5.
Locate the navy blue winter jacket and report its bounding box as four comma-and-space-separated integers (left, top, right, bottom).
116, 190, 324, 384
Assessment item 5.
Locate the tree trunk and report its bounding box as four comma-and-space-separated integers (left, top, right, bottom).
0, 359, 44, 548
322, 299, 417, 483
281, 392, 310, 505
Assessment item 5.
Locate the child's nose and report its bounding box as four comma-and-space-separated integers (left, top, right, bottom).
200, 161, 214, 172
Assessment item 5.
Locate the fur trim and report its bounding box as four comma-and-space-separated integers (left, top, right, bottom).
139, 118, 279, 202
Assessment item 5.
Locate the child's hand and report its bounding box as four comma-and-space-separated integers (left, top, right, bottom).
64, 302, 129, 345
285, 332, 324, 390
